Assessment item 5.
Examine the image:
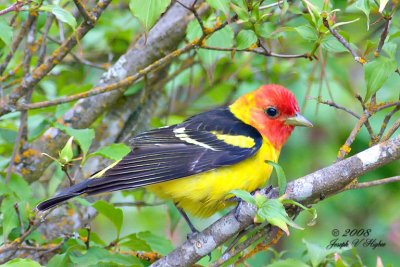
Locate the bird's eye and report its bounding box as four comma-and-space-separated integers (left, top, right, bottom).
265, 107, 278, 118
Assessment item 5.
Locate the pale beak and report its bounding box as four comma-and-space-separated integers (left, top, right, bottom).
285, 112, 313, 127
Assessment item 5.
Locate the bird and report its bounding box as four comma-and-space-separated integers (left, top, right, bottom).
37, 84, 312, 229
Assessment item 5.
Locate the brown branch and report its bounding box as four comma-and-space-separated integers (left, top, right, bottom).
41, 33, 108, 69
322, 16, 365, 64
375, 17, 392, 56
15, 0, 208, 183
355, 94, 375, 142
37, 13, 54, 66
0, 210, 52, 264
344, 176, 400, 190
152, 136, 400, 266
73, 0, 96, 24
15, 42, 196, 111
14, 9, 230, 111
0, 0, 31, 16
382, 118, 400, 142
199, 45, 310, 59
0, 0, 112, 116
5, 111, 28, 182
0, 13, 36, 75
377, 103, 400, 140
315, 98, 360, 119
336, 113, 369, 161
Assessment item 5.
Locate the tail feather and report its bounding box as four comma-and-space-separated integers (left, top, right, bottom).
36, 179, 92, 211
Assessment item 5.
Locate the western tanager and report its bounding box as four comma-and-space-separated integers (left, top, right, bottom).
37, 84, 312, 220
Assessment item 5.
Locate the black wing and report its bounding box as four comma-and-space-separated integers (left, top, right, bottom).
37, 107, 262, 211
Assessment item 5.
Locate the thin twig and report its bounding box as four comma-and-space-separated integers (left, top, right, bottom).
37, 13, 54, 66
344, 176, 400, 190
259, 1, 284, 10
5, 111, 28, 182
377, 103, 400, 140
315, 98, 360, 119
14, 203, 25, 234
322, 16, 365, 64
355, 94, 375, 141
336, 113, 369, 161
200, 45, 310, 59
15, 17, 236, 111
0, 0, 31, 16
176, 0, 206, 33
382, 118, 400, 142
0, 0, 112, 116
375, 17, 391, 56
73, 0, 96, 24
0, 13, 36, 75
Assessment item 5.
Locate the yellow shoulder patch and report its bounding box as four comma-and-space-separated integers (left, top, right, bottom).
210, 131, 255, 148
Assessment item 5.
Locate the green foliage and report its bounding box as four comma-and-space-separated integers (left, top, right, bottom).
236, 29, 258, 49
129, 0, 171, 32
93, 200, 124, 238
54, 123, 95, 161
0, 258, 44, 267
0, 18, 12, 48
266, 161, 287, 196
88, 143, 131, 161
39, 5, 77, 29
364, 42, 398, 100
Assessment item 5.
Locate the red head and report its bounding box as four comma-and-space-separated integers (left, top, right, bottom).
230, 84, 312, 149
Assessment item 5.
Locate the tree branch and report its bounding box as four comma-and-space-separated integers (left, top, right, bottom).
152, 136, 400, 266
13, 0, 207, 183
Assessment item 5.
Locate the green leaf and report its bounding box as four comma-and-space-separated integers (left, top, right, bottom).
0, 18, 13, 48
40, 5, 77, 29
206, 0, 230, 15
54, 123, 95, 159
59, 136, 74, 163
229, 189, 256, 205
267, 259, 309, 267
51, 7, 77, 29
119, 233, 152, 251
321, 36, 348, 53
1, 195, 19, 242
281, 199, 318, 226
230, 3, 249, 21
254, 22, 274, 39
382, 42, 397, 59
303, 239, 347, 267
70, 247, 143, 267
266, 161, 287, 196
356, 0, 370, 30
129, 0, 171, 32
364, 56, 398, 100
88, 143, 131, 161
236, 29, 258, 49
137, 231, 174, 255
8, 173, 32, 201
47, 253, 70, 267
257, 199, 303, 235
0, 258, 44, 267
92, 200, 123, 238
295, 25, 318, 41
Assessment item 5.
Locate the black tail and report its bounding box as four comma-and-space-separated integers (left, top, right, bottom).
36, 179, 92, 211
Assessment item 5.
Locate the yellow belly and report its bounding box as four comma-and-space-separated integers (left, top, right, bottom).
146, 140, 280, 217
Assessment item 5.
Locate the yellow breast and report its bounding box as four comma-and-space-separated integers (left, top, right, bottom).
146, 140, 280, 217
